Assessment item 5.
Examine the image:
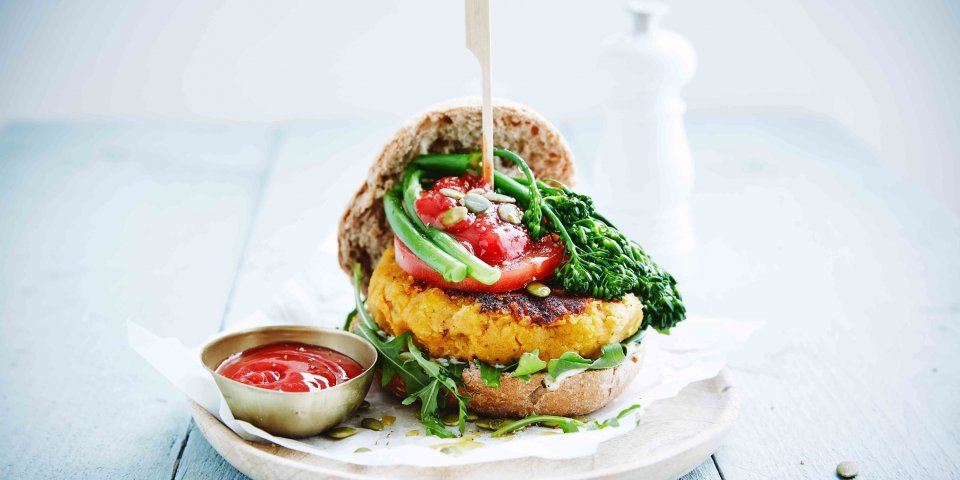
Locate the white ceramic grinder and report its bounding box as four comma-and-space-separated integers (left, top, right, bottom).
593, 2, 698, 276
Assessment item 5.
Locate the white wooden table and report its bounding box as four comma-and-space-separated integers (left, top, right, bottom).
1, 113, 957, 479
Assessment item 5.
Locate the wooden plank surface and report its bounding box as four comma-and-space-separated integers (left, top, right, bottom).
5, 112, 956, 479
0, 122, 277, 479
686, 115, 960, 479
566, 113, 960, 478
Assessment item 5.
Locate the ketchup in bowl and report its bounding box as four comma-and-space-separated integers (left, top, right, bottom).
215, 342, 365, 393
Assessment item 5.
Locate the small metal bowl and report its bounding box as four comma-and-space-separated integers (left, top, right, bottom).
200, 325, 377, 438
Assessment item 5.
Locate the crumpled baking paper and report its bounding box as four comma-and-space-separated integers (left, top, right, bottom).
129, 236, 760, 467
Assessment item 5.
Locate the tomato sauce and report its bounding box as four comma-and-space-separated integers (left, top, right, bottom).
216, 342, 365, 393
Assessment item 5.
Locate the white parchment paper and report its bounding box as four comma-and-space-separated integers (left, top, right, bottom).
129, 235, 760, 467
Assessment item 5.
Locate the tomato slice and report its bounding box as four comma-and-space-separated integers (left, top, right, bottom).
393, 235, 564, 293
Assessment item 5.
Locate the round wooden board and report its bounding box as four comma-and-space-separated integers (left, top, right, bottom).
191, 368, 738, 480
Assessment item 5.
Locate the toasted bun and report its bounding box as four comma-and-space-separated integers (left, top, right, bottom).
380, 348, 646, 418
337, 97, 576, 287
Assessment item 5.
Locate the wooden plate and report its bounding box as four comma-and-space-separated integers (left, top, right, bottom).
190, 368, 738, 480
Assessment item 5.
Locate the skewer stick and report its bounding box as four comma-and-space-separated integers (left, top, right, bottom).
465, 0, 494, 186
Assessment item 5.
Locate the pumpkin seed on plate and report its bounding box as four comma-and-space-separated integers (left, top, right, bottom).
497, 204, 522, 224
324, 426, 358, 440
526, 282, 551, 298
440, 206, 468, 226
484, 191, 516, 203
405, 429, 420, 437
439, 446, 461, 456
475, 418, 510, 431
440, 411, 461, 426
360, 418, 384, 431
354, 448, 371, 453
836, 461, 859, 478
462, 193, 493, 213
439, 188, 464, 200
380, 415, 396, 426
358, 400, 371, 411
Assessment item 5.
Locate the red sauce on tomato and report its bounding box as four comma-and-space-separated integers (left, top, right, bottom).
415, 174, 530, 266
216, 342, 364, 393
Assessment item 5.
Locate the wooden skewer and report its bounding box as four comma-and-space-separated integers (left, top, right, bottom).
465, 0, 494, 186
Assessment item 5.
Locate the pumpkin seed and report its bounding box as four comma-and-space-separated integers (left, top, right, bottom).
358, 400, 371, 411
439, 188, 464, 200
380, 415, 396, 426
484, 191, 516, 203
526, 282, 551, 298
439, 446, 461, 456
405, 429, 420, 437
440, 411, 460, 426
497, 204, 522, 224
462, 193, 493, 213
836, 461, 859, 478
324, 426, 358, 440
354, 448, 371, 453
475, 418, 510, 431
439, 206, 468, 227
361, 418, 384, 431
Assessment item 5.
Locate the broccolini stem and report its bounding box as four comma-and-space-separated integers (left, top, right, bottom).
492, 148, 545, 238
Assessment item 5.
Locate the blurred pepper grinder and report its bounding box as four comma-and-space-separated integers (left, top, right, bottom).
594, 2, 697, 276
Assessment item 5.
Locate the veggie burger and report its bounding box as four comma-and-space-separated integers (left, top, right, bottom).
339, 98, 686, 437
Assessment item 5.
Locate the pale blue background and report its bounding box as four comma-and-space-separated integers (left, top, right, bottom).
1, 0, 958, 210
1, 2, 958, 479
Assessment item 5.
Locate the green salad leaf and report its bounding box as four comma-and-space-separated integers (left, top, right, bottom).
593, 404, 643, 429
351, 277, 429, 391
491, 403, 644, 437
621, 327, 647, 345
350, 264, 468, 438
546, 343, 628, 380
475, 360, 504, 388
402, 379, 452, 437
445, 360, 467, 380
546, 352, 592, 379
588, 343, 627, 370
405, 337, 470, 435
491, 415, 585, 437
512, 350, 548, 381
470, 334, 641, 388
342, 308, 357, 331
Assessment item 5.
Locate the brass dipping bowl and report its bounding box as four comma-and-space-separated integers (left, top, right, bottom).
201, 325, 377, 438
